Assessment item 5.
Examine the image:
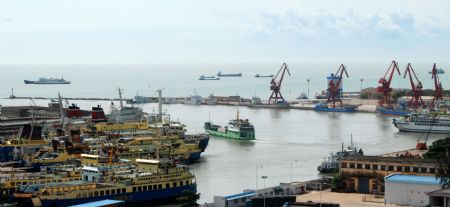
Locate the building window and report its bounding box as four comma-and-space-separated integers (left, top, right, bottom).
396, 166, 402, 172
165, 183, 170, 188
372, 165, 378, 170
388, 166, 394, 171
364, 164, 370, 169
413, 167, 419, 173
430, 168, 436, 174
234, 199, 238, 204
341, 163, 347, 168
380, 165, 386, 171
405, 167, 410, 172
133, 187, 136, 192
421, 167, 427, 173
357, 164, 362, 169
349, 163, 355, 168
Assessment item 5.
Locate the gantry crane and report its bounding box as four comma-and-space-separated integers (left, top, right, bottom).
377, 60, 401, 106
268, 63, 290, 104
430, 63, 444, 108
403, 63, 425, 109
327, 64, 349, 108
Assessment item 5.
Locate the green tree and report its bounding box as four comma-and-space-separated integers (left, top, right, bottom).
423, 137, 450, 188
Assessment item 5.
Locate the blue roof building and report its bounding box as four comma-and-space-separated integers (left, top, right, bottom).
385, 174, 442, 206
68, 199, 125, 207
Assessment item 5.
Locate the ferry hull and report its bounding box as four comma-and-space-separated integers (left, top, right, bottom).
393, 119, 450, 134
38, 184, 197, 207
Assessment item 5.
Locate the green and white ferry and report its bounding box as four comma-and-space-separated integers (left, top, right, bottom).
204, 111, 255, 140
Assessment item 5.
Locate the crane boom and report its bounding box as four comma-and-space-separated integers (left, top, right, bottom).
268, 63, 290, 104
377, 60, 401, 106
403, 63, 425, 108
431, 63, 444, 107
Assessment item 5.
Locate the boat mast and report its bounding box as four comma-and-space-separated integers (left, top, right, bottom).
118, 88, 124, 109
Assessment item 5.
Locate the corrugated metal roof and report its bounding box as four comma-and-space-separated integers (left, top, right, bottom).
385, 174, 441, 185
224, 191, 256, 201
68, 199, 124, 207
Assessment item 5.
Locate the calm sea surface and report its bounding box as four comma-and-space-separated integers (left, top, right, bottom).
0, 63, 449, 203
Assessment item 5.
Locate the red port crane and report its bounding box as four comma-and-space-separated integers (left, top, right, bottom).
403, 63, 425, 109
268, 62, 290, 104
430, 63, 444, 108
327, 64, 349, 108
377, 60, 401, 106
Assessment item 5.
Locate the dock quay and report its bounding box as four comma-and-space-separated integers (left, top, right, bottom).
5, 96, 129, 102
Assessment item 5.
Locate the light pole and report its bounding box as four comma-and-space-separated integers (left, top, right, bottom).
290, 160, 298, 183
360, 78, 364, 104
262, 175, 268, 207
256, 165, 263, 192
307, 79, 311, 99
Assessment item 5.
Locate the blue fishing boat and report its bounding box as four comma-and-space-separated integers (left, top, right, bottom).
376, 106, 411, 116
314, 103, 356, 112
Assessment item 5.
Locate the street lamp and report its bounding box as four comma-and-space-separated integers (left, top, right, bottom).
307, 79, 311, 99
290, 160, 298, 183
255, 165, 263, 191
360, 78, 364, 104
261, 175, 268, 207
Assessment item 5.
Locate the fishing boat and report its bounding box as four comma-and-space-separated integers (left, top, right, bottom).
255, 74, 273, 78
14, 158, 197, 207
204, 111, 255, 140
392, 111, 450, 134
376, 106, 411, 116
217, 71, 242, 77
429, 68, 445, 74
314, 102, 356, 112
317, 136, 364, 173
24, 78, 70, 84
199, 75, 220, 80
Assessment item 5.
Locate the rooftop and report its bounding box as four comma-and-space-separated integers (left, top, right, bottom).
341, 155, 437, 164
385, 174, 441, 186
223, 191, 256, 201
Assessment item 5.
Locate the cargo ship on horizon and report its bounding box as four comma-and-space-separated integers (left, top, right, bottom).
24, 78, 70, 84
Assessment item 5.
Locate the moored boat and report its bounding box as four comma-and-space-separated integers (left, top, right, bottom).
314, 103, 356, 112
255, 74, 274, 78
199, 75, 220, 80
392, 111, 450, 134
317, 136, 364, 173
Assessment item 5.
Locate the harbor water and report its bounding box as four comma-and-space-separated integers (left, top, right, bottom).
0, 63, 449, 204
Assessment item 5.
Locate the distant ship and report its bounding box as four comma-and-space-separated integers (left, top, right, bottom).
429, 68, 445, 74
255, 74, 274, 78
24, 77, 70, 84
199, 75, 220, 80
393, 111, 450, 134
204, 110, 255, 140
217, 71, 242, 77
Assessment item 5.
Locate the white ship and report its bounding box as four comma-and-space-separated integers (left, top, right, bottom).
393, 111, 450, 134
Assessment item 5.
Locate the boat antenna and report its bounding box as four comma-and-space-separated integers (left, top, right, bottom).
350, 133, 354, 148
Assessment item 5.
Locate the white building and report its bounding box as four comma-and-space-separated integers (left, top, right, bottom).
385, 174, 441, 206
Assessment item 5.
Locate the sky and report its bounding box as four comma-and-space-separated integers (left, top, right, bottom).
0, 0, 449, 64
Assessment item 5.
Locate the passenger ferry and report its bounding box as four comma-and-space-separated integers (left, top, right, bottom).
13, 158, 197, 207
393, 111, 450, 134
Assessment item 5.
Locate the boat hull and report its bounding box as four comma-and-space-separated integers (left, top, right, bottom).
204, 129, 255, 140
314, 105, 356, 112
37, 184, 197, 207
24, 80, 70, 84
393, 119, 450, 134
377, 107, 410, 116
